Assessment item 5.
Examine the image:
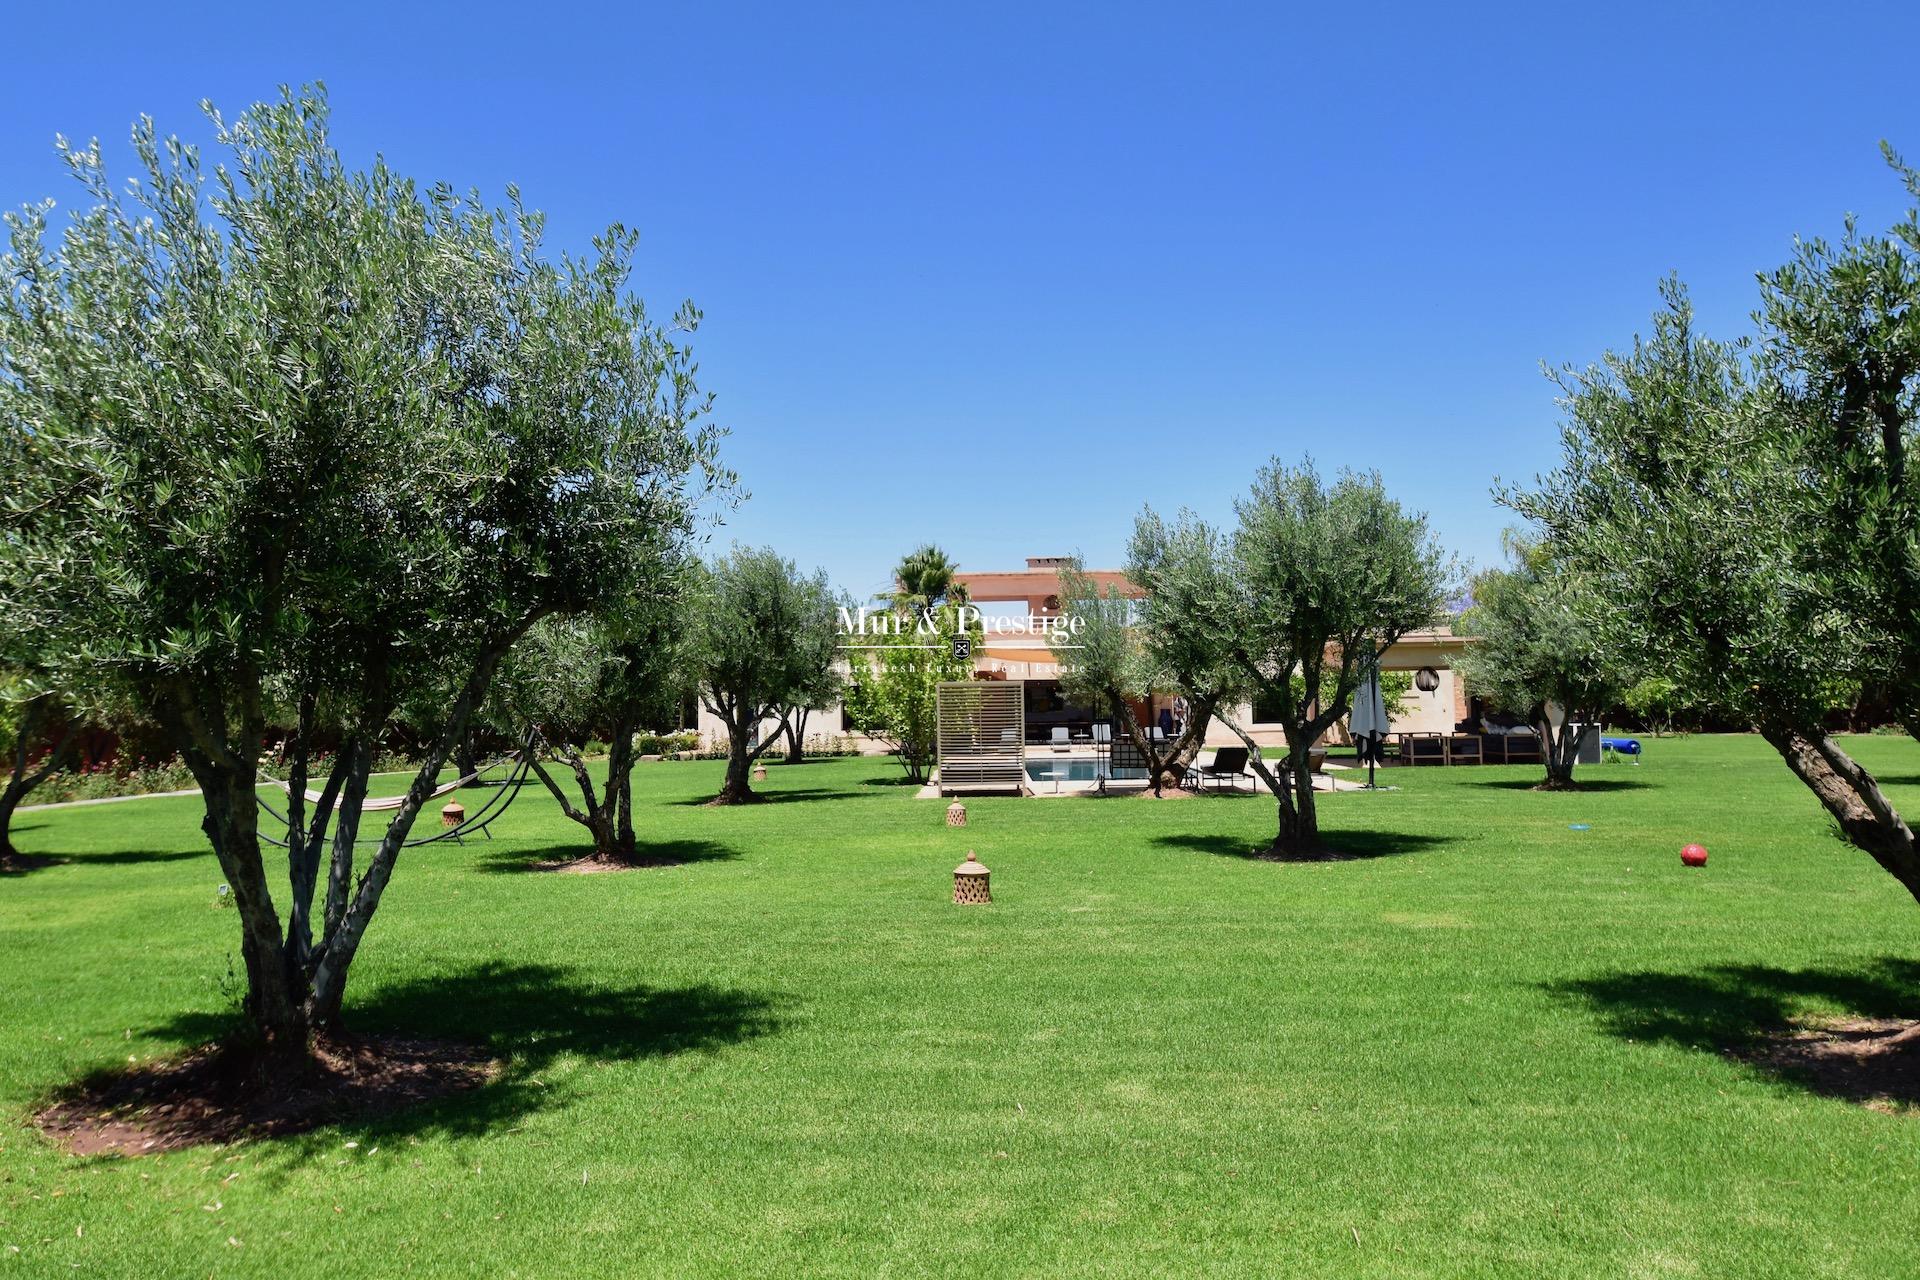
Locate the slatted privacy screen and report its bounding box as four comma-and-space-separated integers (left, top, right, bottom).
937, 680, 1027, 794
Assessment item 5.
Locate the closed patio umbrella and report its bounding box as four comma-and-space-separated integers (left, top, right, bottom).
1348, 652, 1391, 789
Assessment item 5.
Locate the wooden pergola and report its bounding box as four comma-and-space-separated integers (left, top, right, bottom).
936, 680, 1027, 795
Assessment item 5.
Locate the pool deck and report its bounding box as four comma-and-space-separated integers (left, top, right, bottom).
919, 758, 1378, 799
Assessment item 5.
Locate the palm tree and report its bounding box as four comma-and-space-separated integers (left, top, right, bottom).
892, 544, 968, 610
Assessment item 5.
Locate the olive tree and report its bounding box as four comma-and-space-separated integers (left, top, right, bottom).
1131, 461, 1451, 855
0, 87, 722, 1057
774, 607, 847, 765
1050, 561, 1236, 794
1512, 193, 1920, 901
1453, 538, 1623, 788
690, 549, 841, 803
488, 569, 694, 864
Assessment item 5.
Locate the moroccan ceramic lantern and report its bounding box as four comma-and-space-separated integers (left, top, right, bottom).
753, 764, 768, 781
947, 801, 967, 827
440, 800, 465, 829
953, 850, 991, 904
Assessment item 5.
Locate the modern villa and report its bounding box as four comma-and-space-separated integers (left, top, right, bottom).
693, 556, 1477, 756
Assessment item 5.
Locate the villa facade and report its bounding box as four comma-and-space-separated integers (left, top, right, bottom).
693, 556, 1475, 754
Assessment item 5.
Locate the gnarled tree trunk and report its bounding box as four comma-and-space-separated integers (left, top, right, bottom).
453, 728, 481, 787
1274, 732, 1321, 854
717, 736, 758, 803
1224, 720, 1323, 856
180, 751, 309, 1059
1538, 717, 1595, 790
1761, 720, 1920, 905
307, 653, 503, 1027
705, 691, 775, 804
528, 721, 643, 863
1113, 694, 1217, 795
0, 703, 75, 869
780, 706, 809, 765
150, 642, 511, 1057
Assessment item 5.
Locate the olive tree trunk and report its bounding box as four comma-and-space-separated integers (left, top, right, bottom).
154, 645, 511, 1058
0, 704, 74, 868
704, 691, 778, 804
171, 731, 309, 1058
1113, 694, 1216, 795
1221, 721, 1322, 855
717, 736, 758, 803
528, 722, 642, 863
1218, 673, 1366, 857
1273, 732, 1321, 853
1539, 718, 1596, 790
306, 654, 503, 1026
780, 706, 810, 765
1761, 720, 1920, 905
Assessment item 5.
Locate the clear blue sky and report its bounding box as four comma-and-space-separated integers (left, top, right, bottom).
6, 2, 1917, 600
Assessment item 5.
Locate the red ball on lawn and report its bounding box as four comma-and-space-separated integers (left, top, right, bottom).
1681, 843, 1709, 868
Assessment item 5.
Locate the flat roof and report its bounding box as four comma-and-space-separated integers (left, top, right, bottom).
953, 567, 1141, 601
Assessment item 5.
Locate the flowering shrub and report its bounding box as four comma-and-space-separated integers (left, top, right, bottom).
633, 730, 703, 756
41, 758, 198, 803
38, 746, 437, 804
681, 731, 861, 760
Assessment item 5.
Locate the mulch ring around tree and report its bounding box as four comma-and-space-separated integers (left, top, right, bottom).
35, 1034, 500, 1156
0, 851, 66, 874
1732, 1017, 1920, 1114
531, 855, 688, 873
1244, 844, 1367, 863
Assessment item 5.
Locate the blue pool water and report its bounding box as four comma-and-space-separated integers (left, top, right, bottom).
1025, 759, 1102, 782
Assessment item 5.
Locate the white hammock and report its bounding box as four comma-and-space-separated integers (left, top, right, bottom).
261, 765, 489, 813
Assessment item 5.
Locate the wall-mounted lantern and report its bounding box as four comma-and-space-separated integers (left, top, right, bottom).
1415, 667, 1440, 693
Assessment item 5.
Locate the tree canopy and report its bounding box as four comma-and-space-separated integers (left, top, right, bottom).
1453, 536, 1623, 788
1132, 460, 1450, 853
689, 548, 841, 803
1508, 149, 1920, 899
892, 544, 970, 611
1051, 560, 1237, 794
488, 563, 695, 864
0, 86, 724, 1052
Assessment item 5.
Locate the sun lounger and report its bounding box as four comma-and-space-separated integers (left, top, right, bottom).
1196, 746, 1254, 792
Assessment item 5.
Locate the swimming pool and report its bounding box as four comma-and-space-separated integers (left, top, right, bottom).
1025, 759, 1103, 783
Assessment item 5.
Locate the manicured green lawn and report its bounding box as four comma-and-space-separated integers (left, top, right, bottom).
4, 735, 1920, 1277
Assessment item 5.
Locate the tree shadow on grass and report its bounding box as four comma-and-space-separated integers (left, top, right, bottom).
1549, 958, 1920, 1110
356, 961, 784, 1072
13, 847, 209, 868
667, 787, 865, 806
860, 775, 924, 788
1154, 830, 1453, 862
473, 838, 741, 874
116, 961, 785, 1155
0, 851, 68, 875
1468, 776, 1652, 793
